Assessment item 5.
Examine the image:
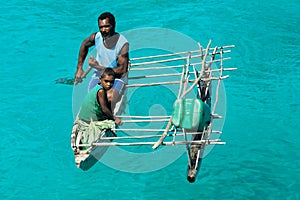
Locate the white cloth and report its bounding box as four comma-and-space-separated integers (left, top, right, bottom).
94, 32, 128, 68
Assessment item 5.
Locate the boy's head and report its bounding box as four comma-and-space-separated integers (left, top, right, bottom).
100, 68, 115, 90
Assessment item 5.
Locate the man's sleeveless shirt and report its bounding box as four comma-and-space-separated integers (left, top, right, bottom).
94, 32, 128, 68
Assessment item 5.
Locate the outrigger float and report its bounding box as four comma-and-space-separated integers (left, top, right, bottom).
71, 40, 236, 182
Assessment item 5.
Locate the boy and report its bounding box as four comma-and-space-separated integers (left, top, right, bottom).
77, 68, 122, 125
71, 68, 121, 168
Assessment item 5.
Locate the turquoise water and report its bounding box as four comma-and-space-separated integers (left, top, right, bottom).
1, 0, 299, 199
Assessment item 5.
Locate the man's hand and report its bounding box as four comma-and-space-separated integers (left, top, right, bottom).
89, 56, 106, 70
88, 56, 99, 68
75, 68, 84, 84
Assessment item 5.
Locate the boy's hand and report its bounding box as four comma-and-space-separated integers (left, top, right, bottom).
114, 117, 123, 126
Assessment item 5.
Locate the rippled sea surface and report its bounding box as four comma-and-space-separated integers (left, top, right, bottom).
1, 0, 299, 199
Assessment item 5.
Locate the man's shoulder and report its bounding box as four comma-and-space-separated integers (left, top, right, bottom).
120, 34, 128, 40
118, 34, 128, 45
95, 32, 102, 39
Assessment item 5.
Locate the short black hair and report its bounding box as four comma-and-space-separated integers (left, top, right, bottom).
101, 68, 115, 79
98, 12, 116, 28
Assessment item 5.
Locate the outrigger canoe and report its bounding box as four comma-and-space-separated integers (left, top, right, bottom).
70, 40, 236, 182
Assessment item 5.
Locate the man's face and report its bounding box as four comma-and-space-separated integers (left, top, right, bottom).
98, 18, 113, 39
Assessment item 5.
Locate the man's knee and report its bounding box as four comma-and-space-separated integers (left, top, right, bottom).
108, 89, 121, 102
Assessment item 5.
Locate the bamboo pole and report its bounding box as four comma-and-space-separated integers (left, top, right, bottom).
131, 56, 187, 67
129, 72, 182, 80
171, 128, 177, 145
177, 64, 186, 99
92, 139, 225, 147
122, 119, 170, 123
199, 42, 203, 59
212, 114, 222, 118
112, 128, 220, 135
130, 49, 200, 61
130, 65, 183, 71
116, 115, 171, 119
209, 67, 237, 72
129, 70, 230, 81
126, 80, 194, 88
131, 54, 231, 67
152, 117, 173, 149
131, 53, 222, 67
130, 46, 234, 62
183, 52, 192, 93
99, 132, 202, 140
202, 46, 218, 142
202, 124, 212, 147
194, 148, 201, 170
113, 128, 169, 132
192, 64, 202, 98
126, 75, 228, 88
199, 45, 217, 102
206, 57, 231, 63
129, 57, 231, 71
180, 40, 212, 98
183, 66, 190, 93
104, 134, 163, 140
212, 48, 224, 115
183, 128, 192, 168
127, 81, 181, 87
201, 75, 230, 81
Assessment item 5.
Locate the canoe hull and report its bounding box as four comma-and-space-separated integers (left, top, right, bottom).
71, 123, 115, 170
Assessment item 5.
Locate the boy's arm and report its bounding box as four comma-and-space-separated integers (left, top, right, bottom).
97, 89, 114, 120
97, 89, 123, 126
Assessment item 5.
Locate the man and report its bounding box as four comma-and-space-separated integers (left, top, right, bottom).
75, 12, 129, 112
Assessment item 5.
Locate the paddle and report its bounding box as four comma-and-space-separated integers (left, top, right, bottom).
55, 66, 93, 85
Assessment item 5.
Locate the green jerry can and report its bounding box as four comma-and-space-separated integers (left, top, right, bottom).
172, 98, 205, 129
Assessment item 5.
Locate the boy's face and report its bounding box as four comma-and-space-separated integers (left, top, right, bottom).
100, 74, 114, 90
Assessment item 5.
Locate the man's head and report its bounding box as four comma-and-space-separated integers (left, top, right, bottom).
100, 68, 115, 90
98, 12, 116, 39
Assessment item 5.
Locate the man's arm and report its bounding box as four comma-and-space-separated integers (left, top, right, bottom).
113, 43, 129, 78
75, 33, 96, 83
